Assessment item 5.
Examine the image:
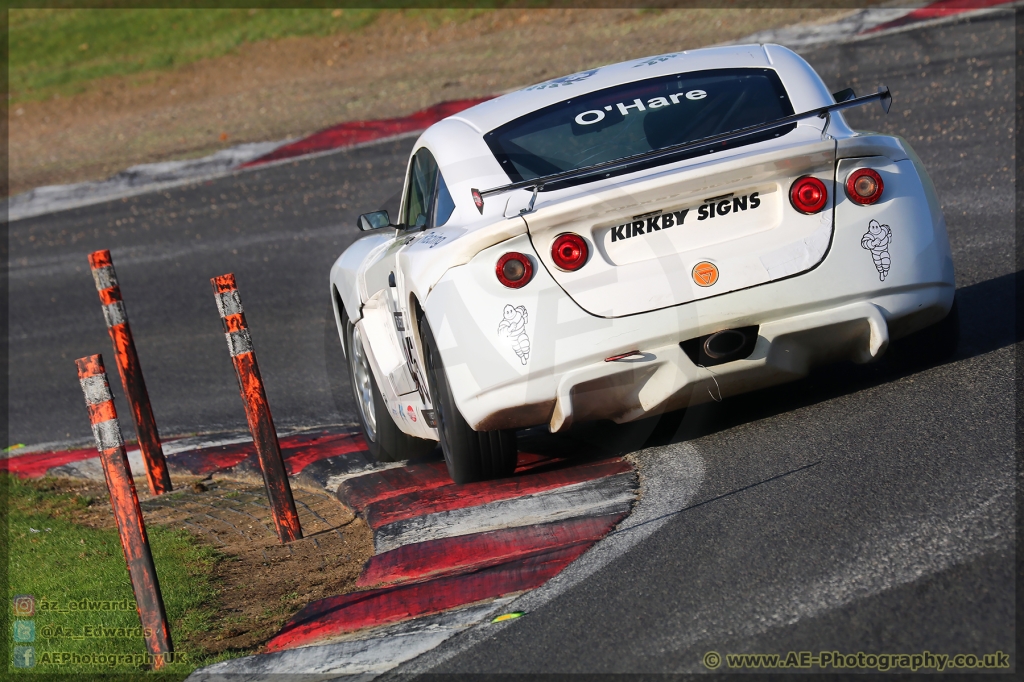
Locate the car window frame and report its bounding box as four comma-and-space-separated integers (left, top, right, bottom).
430, 171, 456, 228
400, 147, 439, 232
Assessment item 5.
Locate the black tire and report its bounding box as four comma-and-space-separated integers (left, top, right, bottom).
419, 315, 518, 484
889, 297, 960, 367
344, 311, 436, 463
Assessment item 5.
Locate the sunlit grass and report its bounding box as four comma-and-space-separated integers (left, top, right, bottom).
9, 6, 495, 102
4, 475, 229, 676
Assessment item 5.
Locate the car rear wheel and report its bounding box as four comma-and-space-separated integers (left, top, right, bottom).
419, 315, 518, 484
345, 312, 436, 463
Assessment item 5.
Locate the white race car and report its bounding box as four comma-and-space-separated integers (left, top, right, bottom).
330, 44, 956, 483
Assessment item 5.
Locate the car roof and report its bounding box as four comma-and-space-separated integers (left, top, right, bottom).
410, 43, 840, 226
447, 43, 822, 135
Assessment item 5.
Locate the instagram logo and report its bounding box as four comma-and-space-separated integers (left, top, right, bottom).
12, 595, 35, 617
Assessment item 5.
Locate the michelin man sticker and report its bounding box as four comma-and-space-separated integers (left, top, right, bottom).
498, 304, 531, 365
861, 219, 892, 281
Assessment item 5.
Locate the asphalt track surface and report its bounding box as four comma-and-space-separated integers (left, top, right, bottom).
7, 10, 1017, 674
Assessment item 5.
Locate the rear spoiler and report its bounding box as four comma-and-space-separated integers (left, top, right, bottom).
471, 85, 892, 215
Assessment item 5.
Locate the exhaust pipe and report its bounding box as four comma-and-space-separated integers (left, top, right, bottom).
680, 325, 759, 368
703, 329, 749, 361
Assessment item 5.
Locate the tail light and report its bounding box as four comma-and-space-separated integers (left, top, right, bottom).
790, 176, 828, 214
496, 252, 533, 288
551, 233, 588, 271
845, 168, 884, 205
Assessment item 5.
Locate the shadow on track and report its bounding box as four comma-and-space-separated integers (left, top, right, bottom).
641, 269, 1019, 447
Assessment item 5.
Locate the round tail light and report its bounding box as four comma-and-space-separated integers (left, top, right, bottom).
790, 176, 828, 214
495, 252, 533, 288
551, 233, 588, 271
845, 168, 884, 205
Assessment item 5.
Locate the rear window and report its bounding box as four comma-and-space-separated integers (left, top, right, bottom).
485, 68, 795, 188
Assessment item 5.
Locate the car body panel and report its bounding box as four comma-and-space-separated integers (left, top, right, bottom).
328, 44, 954, 441
521, 132, 838, 317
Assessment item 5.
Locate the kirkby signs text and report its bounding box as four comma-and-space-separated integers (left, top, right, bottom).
609, 191, 761, 243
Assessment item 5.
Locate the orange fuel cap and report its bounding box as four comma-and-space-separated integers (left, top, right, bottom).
692, 261, 719, 287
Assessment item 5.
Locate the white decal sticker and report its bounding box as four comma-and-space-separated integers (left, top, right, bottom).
577, 90, 711, 125
525, 69, 598, 91
633, 53, 682, 67
498, 304, 531, 365
861, 219, 892, 281
419, 231, 447, 249
575, 110, 606, 126
406, 405, 418, 423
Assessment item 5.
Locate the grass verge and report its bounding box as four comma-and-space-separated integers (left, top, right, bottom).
10, 7, 491, 102
4, 474, 238, 677
9, 7, 857, 194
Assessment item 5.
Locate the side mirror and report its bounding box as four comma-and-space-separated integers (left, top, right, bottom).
357, 210, 392, 231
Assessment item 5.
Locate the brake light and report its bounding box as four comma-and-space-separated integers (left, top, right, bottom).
845, 168, 884, 205
495, 252, 533, 288
790, 176, 828, 214
551, 233, 589, 271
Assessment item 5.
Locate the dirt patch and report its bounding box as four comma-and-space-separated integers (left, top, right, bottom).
24, 475, 373, 656
9, 7, 854, 196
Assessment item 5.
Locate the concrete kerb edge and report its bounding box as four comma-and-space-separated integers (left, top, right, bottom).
3, 422, 359, 462
5, 130, 423, 223
379, 441, 707, 678
841, 3, 1023, 45
720, 1, 1023, 51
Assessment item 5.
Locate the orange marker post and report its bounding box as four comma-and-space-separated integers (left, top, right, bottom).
211, 274, 302, 543
88, 250, 171, 495
76, 355, 173, 670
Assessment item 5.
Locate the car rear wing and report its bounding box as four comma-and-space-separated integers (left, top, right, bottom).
472, 86, 892, 215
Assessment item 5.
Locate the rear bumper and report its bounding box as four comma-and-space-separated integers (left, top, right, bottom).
544, 300, 892, 432
424, 242, 952, 433
421, 153, 954, 432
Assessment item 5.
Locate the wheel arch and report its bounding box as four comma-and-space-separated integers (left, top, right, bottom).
407, 292, 432, 407
332, 284, 350, 360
